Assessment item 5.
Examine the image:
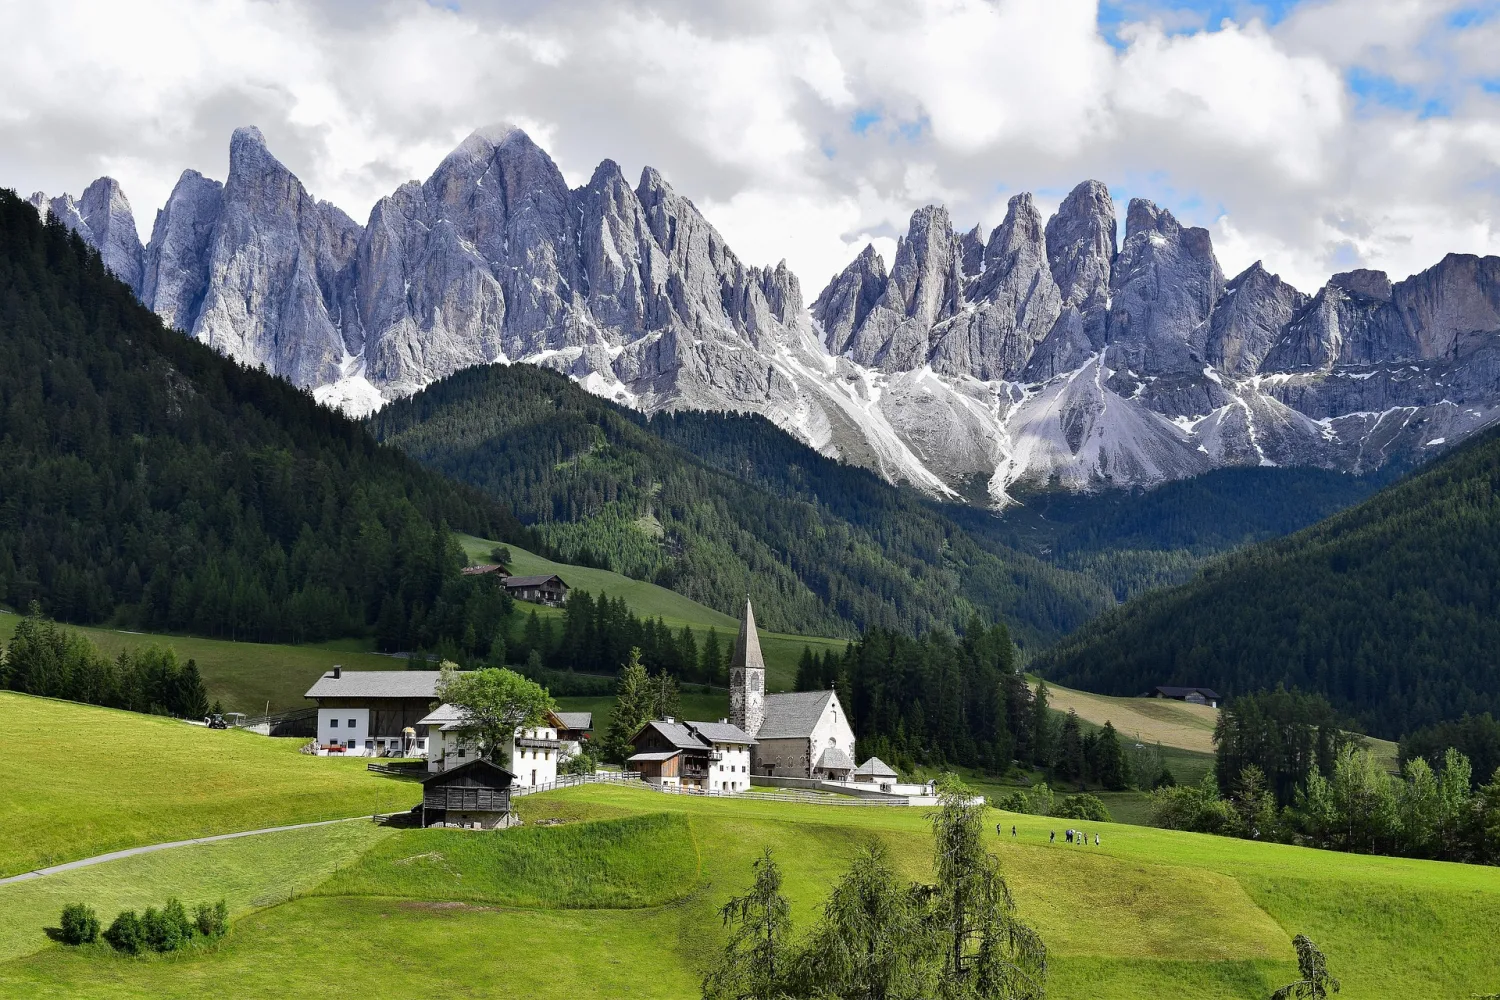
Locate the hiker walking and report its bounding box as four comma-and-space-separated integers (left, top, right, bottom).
1095, 833, 1100, 846
1012, 825, 1017, 837
1049, 830, 1055, 844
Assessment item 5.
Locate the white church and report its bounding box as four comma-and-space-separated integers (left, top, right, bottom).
730, 601, 860, 780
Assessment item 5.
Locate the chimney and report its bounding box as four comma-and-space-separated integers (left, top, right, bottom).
664, 716, 674, 724
333, 665, 341, 679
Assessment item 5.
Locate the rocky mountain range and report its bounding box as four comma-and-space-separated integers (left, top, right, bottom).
28, 125, 1500, 504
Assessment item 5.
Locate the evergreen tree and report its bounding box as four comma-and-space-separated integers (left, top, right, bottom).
651, 669, 681, 721
1056, 711, 1085, 784
1030, 681, 1054, 768
702, 847, 792, 1000
602, 648, 653, 763
1271, 935, 1340, 1000
795, 646, 819, 692
701, 628, 724, 685
1095, 721, 1129, 791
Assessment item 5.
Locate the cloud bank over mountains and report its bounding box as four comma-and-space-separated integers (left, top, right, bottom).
4, 0, 1499, 298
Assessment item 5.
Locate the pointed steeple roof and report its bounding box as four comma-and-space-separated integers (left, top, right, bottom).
732, 599, 765, 672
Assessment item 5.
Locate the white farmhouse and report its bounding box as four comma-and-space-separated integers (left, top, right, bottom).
418, 703, 569, 787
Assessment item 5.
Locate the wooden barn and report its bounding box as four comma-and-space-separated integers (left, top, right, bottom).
420, 758, 517, 830
503, 574, 569, 606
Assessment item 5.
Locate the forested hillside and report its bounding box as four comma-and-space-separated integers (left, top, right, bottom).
369, 363, 1109, 644
1040, 424, 1500, 738
0, 189, 523, 646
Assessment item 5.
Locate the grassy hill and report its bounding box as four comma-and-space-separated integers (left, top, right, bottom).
1041, 423, 1500, 739
1, 779, 1497, 997
0, 692, 417, 877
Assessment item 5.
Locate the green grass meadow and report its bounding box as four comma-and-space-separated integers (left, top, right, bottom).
2, 710, 1497, 1000
0, 692, 419, 877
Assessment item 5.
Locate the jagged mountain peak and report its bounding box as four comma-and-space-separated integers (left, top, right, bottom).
1330, 268, 1393, 301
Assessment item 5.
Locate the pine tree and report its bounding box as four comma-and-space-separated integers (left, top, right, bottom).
602, 648, 653, 763
1057, 710, 1085, 784
1030, 680, 1054, 768
702, 847, 792, 1000
701, 628, 724, 684
1096, 720, 1129, 791
651, 669, 681, 721
1271, 935, 1340, 999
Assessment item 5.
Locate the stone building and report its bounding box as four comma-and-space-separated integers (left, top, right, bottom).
729, 600, 857, 779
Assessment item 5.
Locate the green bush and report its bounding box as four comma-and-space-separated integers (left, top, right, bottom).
994, 791, 1030, 813
140, 898, 194, 953
103, 911, 144, 955
58, 903, 99, 945
1054, 793, 1112, 823
194, 900, 228, 939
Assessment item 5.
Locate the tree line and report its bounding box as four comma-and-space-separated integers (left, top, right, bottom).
1154, 689, 1500, 864
0, 189, 525, 648
1, 605, 209, 719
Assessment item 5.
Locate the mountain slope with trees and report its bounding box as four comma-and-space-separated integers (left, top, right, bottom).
369, 362, 1111, 644
1039, 423, 1500, 738
0, 189, 523, 647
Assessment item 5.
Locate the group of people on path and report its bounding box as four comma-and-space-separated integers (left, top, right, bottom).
998, 823, 1101, 847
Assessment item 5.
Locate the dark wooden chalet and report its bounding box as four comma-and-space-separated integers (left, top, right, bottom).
625, 718, 753, 788
503, 574, 569, 606
421, 758, 517, 829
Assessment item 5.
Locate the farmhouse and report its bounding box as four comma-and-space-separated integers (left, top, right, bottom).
460, 563, 508, 577
304, 667, 438, 756
420, 758, 516, 829
503, 574, 569, 606
625, 718, 755, 790
1153, 685, 1221, 709
728, 600, 858, 779
555, 711, 593, 757
418, 703, 571, 787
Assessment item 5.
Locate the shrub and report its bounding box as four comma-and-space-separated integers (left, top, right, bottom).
141, 898, 193, 953
58, 903, 99, 945
1054, 793, 1112, 823
103, 911, 144, 954
194, 900, 229, 939
994, 791, 1030, 813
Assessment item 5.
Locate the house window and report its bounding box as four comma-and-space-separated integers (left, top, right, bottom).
348, 719, 357, 728
457, 748, 466, 758
329, 718, 338, 728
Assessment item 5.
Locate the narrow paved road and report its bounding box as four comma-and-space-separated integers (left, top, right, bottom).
0, 814, 391, 886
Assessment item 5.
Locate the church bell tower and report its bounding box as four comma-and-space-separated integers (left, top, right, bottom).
729, 599, 766, 737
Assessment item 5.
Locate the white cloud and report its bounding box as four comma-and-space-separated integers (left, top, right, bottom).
3, 0, 1498, 301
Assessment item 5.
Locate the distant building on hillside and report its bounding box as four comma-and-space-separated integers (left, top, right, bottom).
626, 718, 755, 791
554, 711, 593, 757
461, 563, 509, 577
1152, 685, 1221, 709
503, 574, 569, 606
420, 758, 516, 829
729, 600, 858, 780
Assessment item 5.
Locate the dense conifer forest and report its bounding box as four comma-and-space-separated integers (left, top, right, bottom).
0, 190, 524, 646
369, 362, 1111, 644
1039, 424, 1500, 738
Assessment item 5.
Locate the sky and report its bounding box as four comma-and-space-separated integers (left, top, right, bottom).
2, 0, 1498, 296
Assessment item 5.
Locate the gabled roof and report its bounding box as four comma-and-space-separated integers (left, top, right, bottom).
816, 746, 856, 771
731, 599, 766, 673
421, 757, 516, 786
461, 563, 507, 576
686, 720, 756, 745
853, 756, 898, 778
626, 750, 682, 763
756, 690, 835, 740
555, 711, 593, 732
417, 703, 463, 729
504, 574, 567, 588
636, 719, 709, 751
1155, 685, 1220, 700
306, 670, 439, 700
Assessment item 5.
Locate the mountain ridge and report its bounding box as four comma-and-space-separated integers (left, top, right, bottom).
28, 124, 1500, 505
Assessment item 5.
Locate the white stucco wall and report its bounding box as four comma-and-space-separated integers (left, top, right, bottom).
809, 693, 856, 772
510, 724, 559, 787
319, 708, 369, 750
709, 744, 752, 791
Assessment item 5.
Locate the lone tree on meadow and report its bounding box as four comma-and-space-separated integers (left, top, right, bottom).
603, 647, 655, 762
702, 847, 792, 1000
1271, 934, 1340, 999
436, 664, 554, 763
930, 775, 1048, 1000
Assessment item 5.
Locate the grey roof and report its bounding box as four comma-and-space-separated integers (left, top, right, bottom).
1155, 685, 1220, 700
555, 711, 593, 732
687, 720, 756, 745
416, 703, 463, 727
504, 574, 566, 588
422, 757, 515, 785
816, 746, 856, 771
731, 599, 766, 673
755, 690, 834, 740
853, 756, 898, 778
627, 750, 682, 762
641, 720, 709, 751
306, 670, 439, 700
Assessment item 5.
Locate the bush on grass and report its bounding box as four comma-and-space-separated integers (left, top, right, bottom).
103, 911, 144, 955
194, 900, 228, 939
58, 903, 99, 945
1054, 792, 1112, 823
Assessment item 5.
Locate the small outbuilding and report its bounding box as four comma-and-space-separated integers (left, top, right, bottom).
851, 756, 899, 783
420, 758, 517, 830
